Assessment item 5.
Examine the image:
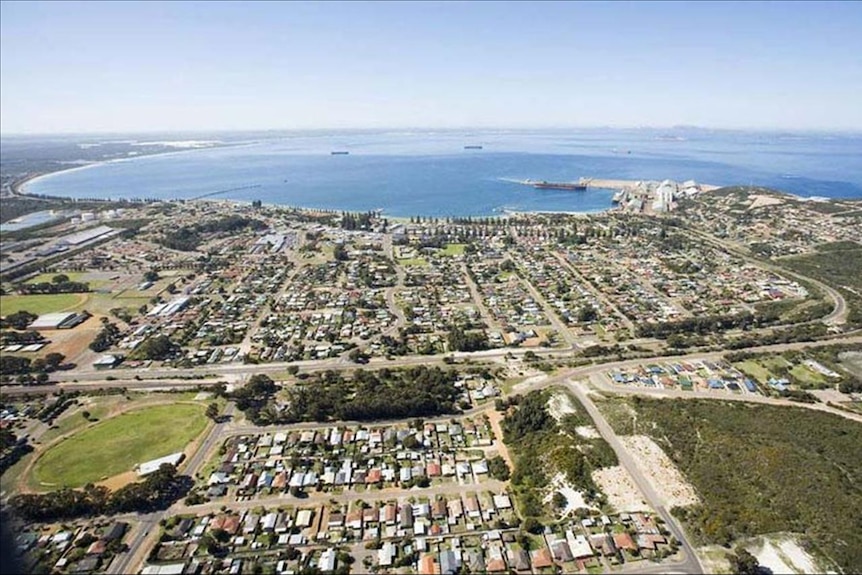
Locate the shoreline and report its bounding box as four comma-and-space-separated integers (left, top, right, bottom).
15, 140, 252, 196
584, 178, 722, 192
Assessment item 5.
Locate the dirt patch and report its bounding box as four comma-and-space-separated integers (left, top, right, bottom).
592, 466, 650, 513
748, 195, 785, 210
619, 435, 700, 508
484, 408, 513, 468
35, 314, 105, 366
513, 373, 548, 392
98, 470, 139, 491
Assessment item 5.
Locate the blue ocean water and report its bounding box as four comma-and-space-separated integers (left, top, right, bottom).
23, 129, 862, 217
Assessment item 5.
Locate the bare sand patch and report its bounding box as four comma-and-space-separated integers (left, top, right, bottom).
575, 426, 600, 439
546, 392, 577, 421
543, 472, 595, 515
484, 408, 513, 467
749, 535, 822, 574
620, 435, 699, 508
592, 466, 650, 513
748, 194, 785, 210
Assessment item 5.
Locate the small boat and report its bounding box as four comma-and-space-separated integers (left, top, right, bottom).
331, 151, 350, 155
464, 145, 483, 150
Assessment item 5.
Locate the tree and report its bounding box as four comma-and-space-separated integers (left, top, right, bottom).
578, 305, 598, 323
44, 352, 65, 370
205, 403, 219, 421
523, 516, 543, 535
133, 335, 177, 360
52, 274, 70, 284
144, 270, 160, 282
728, 547, 763, 575
82, 411, 91, 421
487, 456, 511, 481
2, 310, 37, 330
552, 491, 568, 511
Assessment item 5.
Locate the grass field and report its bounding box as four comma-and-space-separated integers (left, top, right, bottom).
27, 272, 108, 289
0, 293, 87, 316
398, 257, 429, 267
30, 403, 207, 490
442, 243, 466, 256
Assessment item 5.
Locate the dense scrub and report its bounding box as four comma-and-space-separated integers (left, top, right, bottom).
500, 389, 617, 522
604, 397, 862, 573
232, 367, 463, 425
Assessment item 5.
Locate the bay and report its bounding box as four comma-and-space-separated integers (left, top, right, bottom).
23, 129, 862, 217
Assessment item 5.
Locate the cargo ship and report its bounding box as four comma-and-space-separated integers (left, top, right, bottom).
526, 179, 588, 191
331, 151, 350, 155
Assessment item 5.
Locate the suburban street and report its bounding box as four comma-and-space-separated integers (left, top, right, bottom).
566, 381, 704, 574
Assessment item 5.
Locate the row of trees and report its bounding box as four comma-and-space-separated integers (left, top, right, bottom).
0, 310, 38, 330
17, 274, 89, 295
9, 463, 192, 522
0, 352, 67, 380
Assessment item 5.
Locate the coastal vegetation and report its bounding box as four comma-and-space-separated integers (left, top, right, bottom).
599, 396, 862, 573
500, 389, 617, 522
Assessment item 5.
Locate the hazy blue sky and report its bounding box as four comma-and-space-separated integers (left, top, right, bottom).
2, 1, 861, 133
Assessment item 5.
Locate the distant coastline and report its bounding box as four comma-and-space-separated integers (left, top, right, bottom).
14, 140, 244, 197
13, 130, 861, 217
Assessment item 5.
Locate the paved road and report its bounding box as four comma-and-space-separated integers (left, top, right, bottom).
688, 229, 849, 326
183, 402, 237, 478
566, 380, 705, 575
106, 512, 162, 575
39, 331, 862, 388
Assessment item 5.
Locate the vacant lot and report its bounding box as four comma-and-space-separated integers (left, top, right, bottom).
31, 403, 207, 490
0, 293, 87, 316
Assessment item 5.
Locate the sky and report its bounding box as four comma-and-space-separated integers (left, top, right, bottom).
2, 1, 861, 134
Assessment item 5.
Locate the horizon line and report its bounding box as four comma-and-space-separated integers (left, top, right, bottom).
3, 124, 862, 138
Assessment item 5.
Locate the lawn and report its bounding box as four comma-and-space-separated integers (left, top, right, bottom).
441, 243, 466, 256
30, 403, 207, 490
733, 360, 774, 383
0, 293, 87, 316
398, 257, 429, 267
789, 364, 829, 389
